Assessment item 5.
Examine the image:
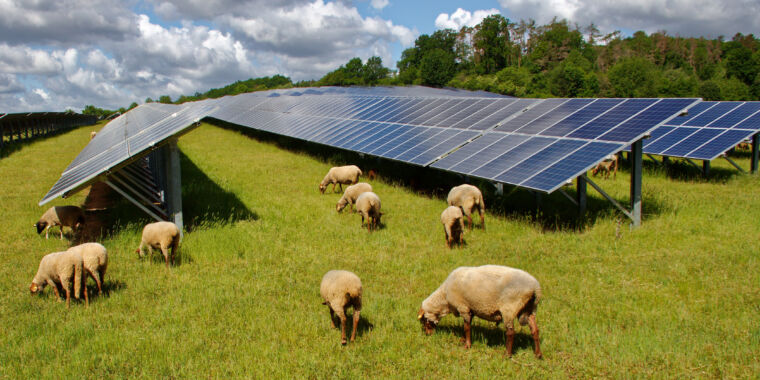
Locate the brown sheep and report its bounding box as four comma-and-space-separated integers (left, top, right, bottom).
591, 155, 618, 179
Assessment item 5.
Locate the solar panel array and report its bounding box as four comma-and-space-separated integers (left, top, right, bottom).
40, 86, 698, 205
640, 101, 760, 160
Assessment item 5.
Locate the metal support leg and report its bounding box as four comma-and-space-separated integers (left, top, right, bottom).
752, 133, 759, 174
703, 160, 710, 177
577, 175, 587, 218
163, 139, 183, 239
495, 182, 503, 196
662, 156, 669, 165
630, 140, 643, 228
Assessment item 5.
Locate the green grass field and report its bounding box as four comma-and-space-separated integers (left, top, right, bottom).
1, 123, 758, 378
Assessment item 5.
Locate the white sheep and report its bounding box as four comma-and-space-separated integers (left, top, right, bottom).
417, 265, 542, 358
441, 206, 465, 248
29, 250, 88, 308
320, 165, 362, 194
355, 192, 382, 232
336, 182, 373, 213
34, 205, 85, 239
68, 242, 108, 296
447, 184, 485, 230
137, 221, 180, 268
320, 270, 363, 345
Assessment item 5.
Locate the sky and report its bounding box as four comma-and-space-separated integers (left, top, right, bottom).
0, 0, 758, 112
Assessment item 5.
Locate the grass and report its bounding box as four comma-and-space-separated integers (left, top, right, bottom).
1, 122, 758, 378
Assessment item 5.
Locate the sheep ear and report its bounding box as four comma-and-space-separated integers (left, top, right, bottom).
417, 308, 424, 320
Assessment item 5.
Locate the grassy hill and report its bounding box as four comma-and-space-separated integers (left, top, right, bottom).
1, 123, 758, 378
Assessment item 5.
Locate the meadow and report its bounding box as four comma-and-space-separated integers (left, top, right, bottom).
1, 122, 758, 378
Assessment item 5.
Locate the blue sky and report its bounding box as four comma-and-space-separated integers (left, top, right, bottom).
0, 0, 758, 112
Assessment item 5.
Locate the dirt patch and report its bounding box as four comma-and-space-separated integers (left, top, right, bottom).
77, 181, 117, 243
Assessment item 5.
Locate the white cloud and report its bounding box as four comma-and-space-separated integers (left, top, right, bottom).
497, 0, 760, 38
0, 74, 24, 94
0, 44, 62, 75
435, 8, 501, 30
33, 88, 50, 100
370, 0, 389, 10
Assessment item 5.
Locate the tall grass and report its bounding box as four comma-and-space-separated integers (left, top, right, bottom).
1, 123, 758, 378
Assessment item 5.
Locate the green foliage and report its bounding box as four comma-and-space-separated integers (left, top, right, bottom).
419, 49, 457, 87
158, 95, 172, 104
657, 69, 698, 97
473, 14, 513, 74
318, 56, 390, 86
608, 57, 658, 97
81, 104, 118, 119
699, 80, 722, 101
719, 77, 752, 100
2, 124, 759, 378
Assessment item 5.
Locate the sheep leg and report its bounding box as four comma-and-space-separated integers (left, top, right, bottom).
505, 321, 515, 357
350, 309, 360, 342
328, 307, 337, 328
48, 280, 62, 301
462, 315, 472, 349
338, 183, 343, 192
89, 269, 103, 296
528, 314, 542, 359
45, 225, 51, 239
59, 226, 64, 240
161, 247, 170, 268
444, 225, 451, 248
466, 214, 473, 230
479, 211, 485, 231
335, 309, 348, 345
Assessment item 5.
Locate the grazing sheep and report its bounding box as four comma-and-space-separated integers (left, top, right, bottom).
447, 184, 485, 230
441, 206, 465, 248
137, 221, 180, 268
355, 192, 382, 232
68, 242, 108, 296
90, 131, 97, 140
320, 165, 362, 194
737, 141, 751, 151
418, 265, 542, 358
320, 270, 363, 345
336, 182, 373, 213
34, 205, 85, 240
29, 250, 88, 308
591, 154, 618, 179
367, 169, 378, 180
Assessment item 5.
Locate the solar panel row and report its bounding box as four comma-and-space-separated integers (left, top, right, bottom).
41, 86, 698, 206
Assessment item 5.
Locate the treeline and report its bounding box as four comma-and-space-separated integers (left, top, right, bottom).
393, 15, 760, 100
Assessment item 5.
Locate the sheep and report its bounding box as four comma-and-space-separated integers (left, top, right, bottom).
320, 165, 362, 194
355, 192, 382, 232
29, 250, 88, 308
441, 206, 465, 248
320, 270, 363, 345
336, 182, 373, 213
34, 205, 85, 240
67, 242, 108, 296
417, 265, 542, 358
367, 169, 378, 181
447, 184, 485, 230
591, 154, 618, 179
90, 131, 97, 140
137, 221, 180, 268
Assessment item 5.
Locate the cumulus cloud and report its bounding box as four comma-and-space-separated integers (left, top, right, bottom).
0, 74, 24, 94
370, 0, 389, 10
435, 8, 501, 30
497, 0, 760, 37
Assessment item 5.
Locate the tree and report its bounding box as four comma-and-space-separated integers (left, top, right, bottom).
362, 56, 389, 85
473, 14, 513, 74
608, 57, 658, 97
145, 97, 154, 103
699, 80, 722, 100
158, 95, 172, 104
420, 49, 456, 87
128, 102, 139, 110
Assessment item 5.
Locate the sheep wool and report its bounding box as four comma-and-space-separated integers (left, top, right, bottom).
319, 165, 362, 194
30, 250, 88, 308
68, 242, 108, 296
447, 184, 485, 230
138, 221, 180, 268
336, 182, 372, 213
440, 206, 465, 248
355, 192, 382, 232
320, 270, 363, 345
418, 265, 542, 358
35, 205, 85, 239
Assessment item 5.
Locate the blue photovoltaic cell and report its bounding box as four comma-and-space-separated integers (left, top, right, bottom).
405, 99, 462, 125
431, 133, 506, 170
344, 123, 398, 150
495, 99, 567, 133
375, 98, 418, 122
706, 103, 760, 128
395, 99, 448, 124
383, 99, 425, 123
436, 99, 488, 128
682, 102, 742, 126
382, 128, 440, 158
599, 98, 698, 142
661, 128, 724, 157
641, 126, 676, 150
394, 128, 457, 161
688, 129, 756, 160
315, 120, 360, 145
355, 124, 408, 153
448, 100, 507, 129
643, 127, 699, 154
569, 98, 656, 140
522, 141, 620, 192
467, 99, 537, 130
668, 101, 716, 125
495, 139, 587, 185
445, 134, 526, 174
408, 130, 479, 166
515, 98, 594, 135
333, 122, 378, 148
470, 136, 555, 179
369, 126, 428, 156
540, 98, 623, 137
732, 110, 760, 130
416, 99, 472, 126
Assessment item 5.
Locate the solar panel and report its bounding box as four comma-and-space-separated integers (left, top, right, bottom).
41, 85, 696, 206
638, 101, 760, 161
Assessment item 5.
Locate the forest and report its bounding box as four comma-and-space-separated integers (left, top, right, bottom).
85, 16, 760, 116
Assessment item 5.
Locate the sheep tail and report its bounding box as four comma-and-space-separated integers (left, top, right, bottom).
74, 261, 83, 300
478, 192, 486, 214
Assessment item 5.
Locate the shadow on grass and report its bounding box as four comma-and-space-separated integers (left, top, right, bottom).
139, 247, 194, 267
328, 313, 374, 341
0, 126, 87, 158
205, 119, 669, 231
639, 156, 744, 183
85, 279, 127, 300
436, 323, 537, 353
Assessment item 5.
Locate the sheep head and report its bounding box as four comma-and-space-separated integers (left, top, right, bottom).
417, 308, 437, 335
29, 282, 42, 295
336, 199, 348, 212
319, 183, 327, 194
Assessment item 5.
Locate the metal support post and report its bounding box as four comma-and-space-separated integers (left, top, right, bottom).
662, 156, 669, 165
702, 160, 710, 177
494, 182, 503, 196
163, 139, 184, 239
630, 139, 643, 228
577, 175, 587, 217
752, 133, 759, 174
